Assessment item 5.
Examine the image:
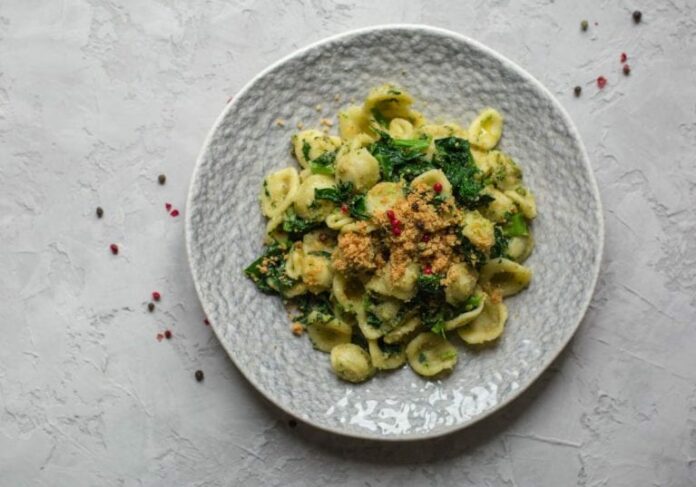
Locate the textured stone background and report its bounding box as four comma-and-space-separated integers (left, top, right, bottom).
1, 1, 694, 486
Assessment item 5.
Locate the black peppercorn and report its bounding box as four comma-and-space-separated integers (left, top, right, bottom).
147, 302, 155, 312
632, 10, 642, 23
574, 86, 582, 97
195, 370, 204, 382
96, 207, 104, 218
158, 174, 166, 185
623, 64, 631, 76
580, 20, 588, 31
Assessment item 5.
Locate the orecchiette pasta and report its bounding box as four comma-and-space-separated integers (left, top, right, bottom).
330, 343, 375, 383
244, 85, 538, 383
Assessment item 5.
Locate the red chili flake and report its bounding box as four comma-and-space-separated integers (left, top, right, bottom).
386, 209, 395, 221
164, 330, 172, 339
340, 203, 348, 214
156, 333, 164, 342
433, 182, 443, 193
152, 291, 161, 301
165, 202, 172, 212
423, 265, 433, 275
623, 64, 631, 76
597, 76, 607, 89
392, 226, 402, 236
204, 318, 210, 326
170, 209, 180, 217
620, 52, 628, 63
110, 243, 119, 255
421, 233, 430, 243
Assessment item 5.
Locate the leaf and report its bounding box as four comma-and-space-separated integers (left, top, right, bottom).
502, 212, 529, 237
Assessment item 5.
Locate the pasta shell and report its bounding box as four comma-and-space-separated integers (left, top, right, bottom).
330, 344, 375, 383
468, 108, 503, 150
457, 298, 508, 344
406, 332, 458, 377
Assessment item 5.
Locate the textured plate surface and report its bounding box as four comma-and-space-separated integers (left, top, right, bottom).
186, 25, 603, 440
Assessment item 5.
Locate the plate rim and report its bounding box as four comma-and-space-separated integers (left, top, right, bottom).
185, 23, 605, 442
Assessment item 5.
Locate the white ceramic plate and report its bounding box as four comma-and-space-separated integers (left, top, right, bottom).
186, 25, 603, 440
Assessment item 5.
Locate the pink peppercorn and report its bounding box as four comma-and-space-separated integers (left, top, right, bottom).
597, 76, 607, 89
433, 182, 443, 193
110, 243, 119, 255
152, 291, 161, 301
170, 209, 180, 217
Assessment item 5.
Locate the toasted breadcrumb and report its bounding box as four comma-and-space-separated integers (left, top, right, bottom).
291, 323, 304, 336
333, 224, 376, 273
274, 118, 287, 127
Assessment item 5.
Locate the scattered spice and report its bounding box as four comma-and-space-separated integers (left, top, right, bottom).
156, 333, 164, 342
620, 52, 628, 63
433, 182, 443, 193
204, 318, 210, 326
574, 86, 582, 97
96, 207, 104, 218
623, 64, 631, 76
195, 370, 204, 382
291, 322, 304, 336
152, 291, 161, 301
165, 202, 172, 212
632, 10, 642, 24
158, 174, 166, 185
423, 265, 433, 275
164, 330, 172, 339
170, 209, 180, 217
147, 302, 155, 312
580, 19, 589, 31
288, 419, 298, 428
597, 76, 607, 89
421, 233, 431, 243
110, 243, 119, 255
340, 203, 348, 214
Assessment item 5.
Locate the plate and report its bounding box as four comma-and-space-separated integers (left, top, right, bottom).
186, 25, 603, 440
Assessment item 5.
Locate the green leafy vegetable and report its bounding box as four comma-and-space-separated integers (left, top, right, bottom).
463, 294, 482, 312
417, 273, 443, 295
292, 292, 334, 324
378, 339, 403, 356
282, 208, 321, 237
490, 226, 509, 259
371, 108, 389, 127
314, 182, 370, 220
309, 150, 336, 175
459, 234, 488, 269
502, 212, 529, 237
301, 140, 311, 161
363, 295, 383, 329
244, 243, 296, 295
369, 130, 434, 182
432, 137, 493, 209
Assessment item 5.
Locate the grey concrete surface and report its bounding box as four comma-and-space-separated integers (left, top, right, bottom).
1, 1, 694, 485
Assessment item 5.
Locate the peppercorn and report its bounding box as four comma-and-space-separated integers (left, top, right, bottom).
96, 207, 104, 218
152, 291, 161, 301
597, 76, 607, 89
110, 243, 119, 255
164, 330, 172, 339
632, 10, 642, 23
147, 302, 155, 312
623, 64, 631, 76
574, 86, 582, 97
580, 20, 588, 31
158, 174, 166, 185
195, 370, 204, 382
